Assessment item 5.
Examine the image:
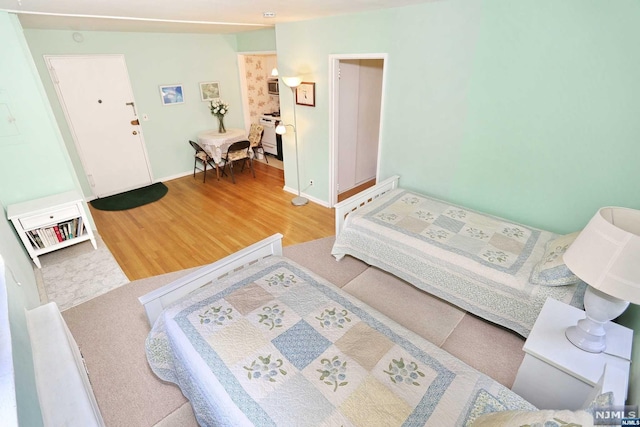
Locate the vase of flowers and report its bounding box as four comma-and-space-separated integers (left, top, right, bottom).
209, 99, 229, 133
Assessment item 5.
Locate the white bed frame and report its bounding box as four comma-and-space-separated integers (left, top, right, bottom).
139, 233, 283, 326
334, 175, 400, 236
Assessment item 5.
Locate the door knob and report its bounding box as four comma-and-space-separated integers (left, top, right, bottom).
132, 131, 138, 135
130, 119, 140, 125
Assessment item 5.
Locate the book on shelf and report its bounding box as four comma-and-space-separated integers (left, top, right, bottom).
45, 228, 56, 246
27, 216, 85, 249
53, 225, 63, 242
34, 233, 44, 248
32, 230, 44, 248
36, 228, 49, 247
26, 230, 41, 250
71, 218, 78, 238
63, 222, 72, 239
58, 221, 71, 240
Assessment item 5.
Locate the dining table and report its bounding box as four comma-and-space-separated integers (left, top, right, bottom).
196, 128, 249, 181
197, 127, 248, 164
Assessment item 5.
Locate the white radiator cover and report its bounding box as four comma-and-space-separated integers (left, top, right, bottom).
26, 302, 105, 427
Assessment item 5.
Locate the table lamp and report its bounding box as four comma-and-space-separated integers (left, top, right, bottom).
563, 206, 640, 353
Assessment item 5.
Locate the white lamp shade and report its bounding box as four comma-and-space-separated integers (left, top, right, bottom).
563, 207, 640, 305
275, 124, 287, 135
282, 76, 302, 88
271, 68, 279, 77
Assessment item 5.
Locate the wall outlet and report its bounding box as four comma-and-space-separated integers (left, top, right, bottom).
309, 179, 314, 186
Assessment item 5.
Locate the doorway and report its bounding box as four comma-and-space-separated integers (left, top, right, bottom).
329, 54, 386, 206
237, 52, 284, 170
45, 55, 153, 198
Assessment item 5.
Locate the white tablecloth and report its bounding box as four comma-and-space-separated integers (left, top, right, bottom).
197, 128, 247, 164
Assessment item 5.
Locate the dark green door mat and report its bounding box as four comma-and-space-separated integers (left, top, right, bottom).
90, 183, 168, 211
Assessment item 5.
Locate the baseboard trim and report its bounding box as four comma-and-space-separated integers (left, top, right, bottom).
282, 185, 330, 208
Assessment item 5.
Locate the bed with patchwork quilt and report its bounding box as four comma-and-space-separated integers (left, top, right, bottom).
332, 175, 586, 337
145, 255, 535, 426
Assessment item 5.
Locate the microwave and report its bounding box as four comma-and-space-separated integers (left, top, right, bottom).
267, 79, 279, 95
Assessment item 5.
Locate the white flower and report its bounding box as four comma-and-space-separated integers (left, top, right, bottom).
209, 99, 230, 117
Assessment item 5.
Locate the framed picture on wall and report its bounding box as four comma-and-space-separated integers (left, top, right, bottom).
296, 82, 315, 107
199, 81, 221, 102
159, 84, 184, 105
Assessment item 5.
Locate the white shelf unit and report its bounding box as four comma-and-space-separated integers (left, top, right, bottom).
7, 191, 97, 268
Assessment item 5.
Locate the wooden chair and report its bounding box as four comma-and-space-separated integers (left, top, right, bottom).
248, 123, 267, 163
221, 140, 255, 184
188, 140, 218, 182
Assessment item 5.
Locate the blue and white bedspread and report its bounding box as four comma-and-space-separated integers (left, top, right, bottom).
332, 189, 585, 337
146, 256, 534, 426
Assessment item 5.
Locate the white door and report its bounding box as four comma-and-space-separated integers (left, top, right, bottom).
330, 55, 386, 205
46, 55, 153, 197
337, 60, 360, 193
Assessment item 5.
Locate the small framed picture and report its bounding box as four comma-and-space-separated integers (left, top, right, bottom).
159, 84, 184, 105
199, 81, 221, 102
296, 82, 315, 107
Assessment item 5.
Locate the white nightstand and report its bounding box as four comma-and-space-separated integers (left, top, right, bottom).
512, 298, 632, 410
7, 191, 97, 268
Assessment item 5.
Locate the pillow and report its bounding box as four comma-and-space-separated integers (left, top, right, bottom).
471, 409, 594, 427
584, 391, 614, 410
529, 232, 581, 286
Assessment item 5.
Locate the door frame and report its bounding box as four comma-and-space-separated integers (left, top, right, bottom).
44, 54, 153, 198
328, 53, 388, 206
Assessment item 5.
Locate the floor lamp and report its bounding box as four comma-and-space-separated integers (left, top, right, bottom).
276, 76, 308, 206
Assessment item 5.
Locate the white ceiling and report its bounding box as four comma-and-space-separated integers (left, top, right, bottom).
0, 0, 436, 34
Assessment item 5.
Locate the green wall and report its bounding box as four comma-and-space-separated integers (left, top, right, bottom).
453, 0, 640, 232
275, 0, 640, 404
0, 11, 70, 426
0, 15, 79, 206
276, 0, 640, 232
236, 28, 277, 52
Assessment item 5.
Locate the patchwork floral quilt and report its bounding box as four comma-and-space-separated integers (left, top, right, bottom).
146, 257, 534, 426
331, 189, 585, 337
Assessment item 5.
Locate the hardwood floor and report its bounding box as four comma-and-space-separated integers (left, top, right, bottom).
89, 161, 335, 281
337, 179, 376, 202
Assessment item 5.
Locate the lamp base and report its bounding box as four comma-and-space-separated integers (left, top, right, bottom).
291, 196, 308, 206
564, 286, 629, 353
565, 323, 606, 353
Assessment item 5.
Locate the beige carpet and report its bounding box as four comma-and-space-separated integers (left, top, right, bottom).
339, 262, 526, 388
63, 268, 197, 427
63, 236, 525, 426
